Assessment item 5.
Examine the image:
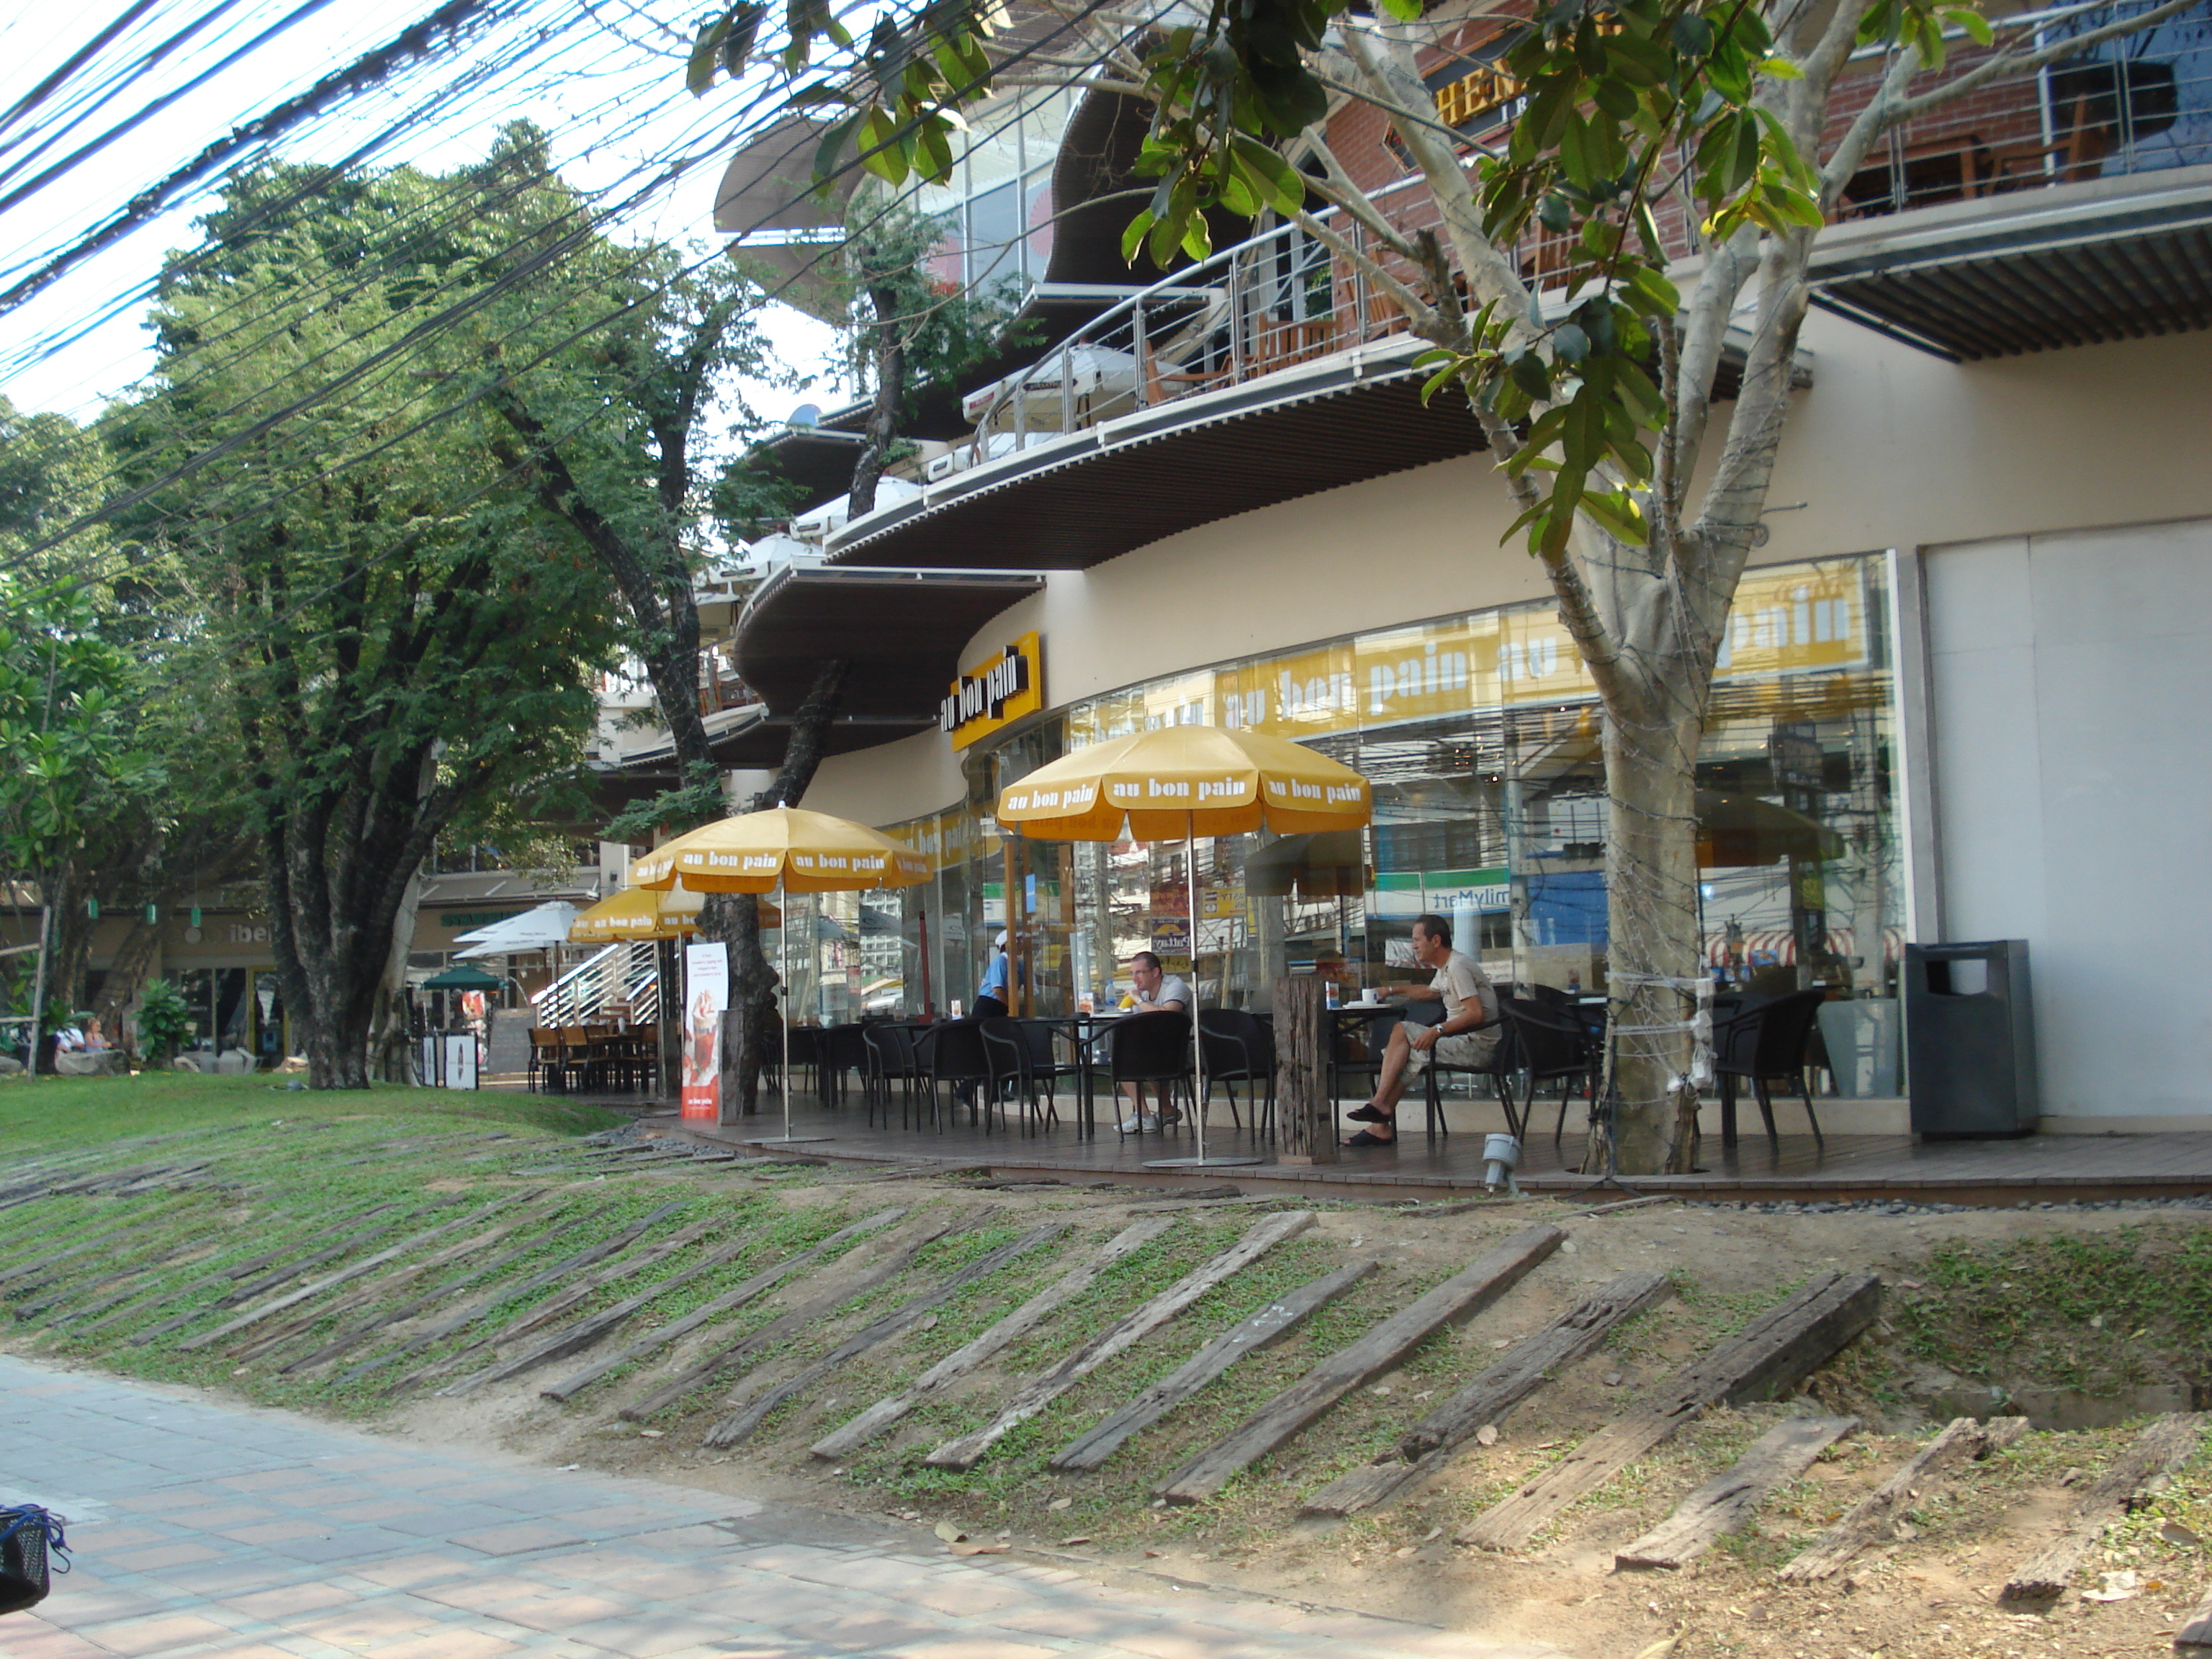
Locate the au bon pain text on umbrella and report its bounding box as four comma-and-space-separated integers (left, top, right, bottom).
996, 725, 1372, 1169
630, 806, 930, 894
631, 806, 927, 1145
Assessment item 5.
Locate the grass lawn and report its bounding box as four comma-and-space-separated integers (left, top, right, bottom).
0, 1070, 623, 1154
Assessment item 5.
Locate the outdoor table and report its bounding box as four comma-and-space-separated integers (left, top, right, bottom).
1034, 1011, 1129, 1139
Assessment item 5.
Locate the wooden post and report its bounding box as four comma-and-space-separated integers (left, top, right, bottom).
1275, 975, 1334, 1164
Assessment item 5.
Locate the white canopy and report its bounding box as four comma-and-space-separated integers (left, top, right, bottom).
791, 475, 925, 541
453, 900, 582, 958
961, 345, 1139, 423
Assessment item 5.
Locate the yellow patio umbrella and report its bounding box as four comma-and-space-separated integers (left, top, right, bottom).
567, 883, 709, 943
633, 806, 928, 1143
633, 805, 930, 893
997, 725, 1373, 1168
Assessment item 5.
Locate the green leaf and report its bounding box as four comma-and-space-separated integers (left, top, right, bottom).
1419, 358, 1465, 404
688, 14, 731, 97
1943, 6, 1995, 45
1509, 350, 1552, 401
1559, 112, 1595, 190
1552, 321, 1590, 364
1579, 490, 1649, 544
810, 112, 863, 191
855, 107, 909, 184
1670, 14, 1714, 57
1230, 135, 1305, 215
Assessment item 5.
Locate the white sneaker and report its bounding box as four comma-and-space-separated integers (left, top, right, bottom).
1120, 1112, 1159, 1133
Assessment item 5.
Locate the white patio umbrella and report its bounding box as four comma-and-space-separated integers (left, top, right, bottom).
454, 900, 583, 958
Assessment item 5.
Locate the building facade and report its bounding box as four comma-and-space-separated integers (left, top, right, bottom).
710, 4, 2212, 1130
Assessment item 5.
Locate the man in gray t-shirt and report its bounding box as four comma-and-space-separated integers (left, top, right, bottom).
1119, 950, 1192, 1133
1344, 912, 1499, 1147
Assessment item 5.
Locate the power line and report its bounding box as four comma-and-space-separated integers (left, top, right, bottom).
0, 0, 1121, 646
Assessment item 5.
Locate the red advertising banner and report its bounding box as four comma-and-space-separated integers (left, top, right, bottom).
681, 941, 728, 1121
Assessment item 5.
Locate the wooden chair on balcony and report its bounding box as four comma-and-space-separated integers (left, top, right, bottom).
1250, 315, 1339, 376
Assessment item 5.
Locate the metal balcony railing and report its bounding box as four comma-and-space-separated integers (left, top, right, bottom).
1830, 0, 2211, 217
929, 0, 2206, 477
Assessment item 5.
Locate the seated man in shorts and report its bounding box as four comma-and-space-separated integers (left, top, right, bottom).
1118, 950, 1192, 1133
1344, 913, 1498, 1147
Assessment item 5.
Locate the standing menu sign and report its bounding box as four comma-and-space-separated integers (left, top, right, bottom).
682, 942, 729, 1121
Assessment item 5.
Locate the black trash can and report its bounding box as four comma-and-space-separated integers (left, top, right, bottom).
1905, 940, 2038, 1137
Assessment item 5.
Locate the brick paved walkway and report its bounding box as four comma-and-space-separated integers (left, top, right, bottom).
0, 1354, 1554, 1659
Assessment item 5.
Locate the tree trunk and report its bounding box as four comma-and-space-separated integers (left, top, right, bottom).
719, 657, 849, 1119
369, 868, 425, 1082
846, 281, 905, 518
262, 799, 441, 1092
95, 916, 162, 1057
1600, 703, 1707, 1175
42, 869, 90, 1020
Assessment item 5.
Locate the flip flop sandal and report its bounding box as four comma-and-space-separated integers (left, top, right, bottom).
1341, 1128, 1397, 1148
1345, 1104, 1395, 1124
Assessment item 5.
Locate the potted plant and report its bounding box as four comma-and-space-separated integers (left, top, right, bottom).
135, 981, 193, 1070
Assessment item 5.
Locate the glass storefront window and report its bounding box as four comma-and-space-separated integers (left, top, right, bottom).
866, 553, 1900, 1022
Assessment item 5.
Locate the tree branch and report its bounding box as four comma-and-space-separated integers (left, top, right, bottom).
1337, 24, 1533, 328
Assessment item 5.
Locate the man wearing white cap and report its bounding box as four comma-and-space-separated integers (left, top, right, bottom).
974, 930, 1011, 1020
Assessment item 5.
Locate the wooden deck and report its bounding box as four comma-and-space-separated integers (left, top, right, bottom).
580, 1084, 2212, 1207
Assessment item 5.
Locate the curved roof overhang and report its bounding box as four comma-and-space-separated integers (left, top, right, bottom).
732, 562, 1047, 732
1807, 166, 2212, 360
827, 338, 1492, 570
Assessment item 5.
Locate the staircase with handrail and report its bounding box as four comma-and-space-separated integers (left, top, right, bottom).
532, 940, 662, 1028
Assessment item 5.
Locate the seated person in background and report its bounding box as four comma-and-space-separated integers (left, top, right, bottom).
53, 1022, 84, 1051
1119, 950, 1193, 1134
1343, 912, 1499, 1148
80, 1016, 109, 1051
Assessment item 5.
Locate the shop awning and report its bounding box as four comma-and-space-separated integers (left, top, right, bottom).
1807, 170, 2212, 360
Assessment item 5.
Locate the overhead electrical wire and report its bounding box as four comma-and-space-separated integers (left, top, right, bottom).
0, 0, 1123, 613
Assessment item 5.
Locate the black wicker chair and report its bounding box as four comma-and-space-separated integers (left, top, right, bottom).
1105, 1010, 1192, 1137
1712, 987, 1830, 1149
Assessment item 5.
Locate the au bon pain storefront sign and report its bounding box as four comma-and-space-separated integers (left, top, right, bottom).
943, 633, 1043, 750
1210, 561, 1870, 737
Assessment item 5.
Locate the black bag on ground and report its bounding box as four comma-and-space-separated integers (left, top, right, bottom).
0, 1505, 69, 1615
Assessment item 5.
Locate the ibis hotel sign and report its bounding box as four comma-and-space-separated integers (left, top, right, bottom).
943, 632, 1043, 750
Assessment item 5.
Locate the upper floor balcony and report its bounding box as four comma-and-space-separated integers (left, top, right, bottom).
709, 1, 2210, 762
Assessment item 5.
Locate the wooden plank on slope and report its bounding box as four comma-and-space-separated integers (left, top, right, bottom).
216, 1207, 418, 1305
809, 1217, 1171, 1460
176, 1198, 520, 1352
1302, 1267, 1672, 1518
922, 1210, 1317, 1472
535, 1206, 909, 1403
1155, 1223, 1567, 1505
701, 1223, 1069, 1447
1616, 1413, 1858, 1570
474, 1204, 910, 1400
428, 1217, 758, 1396
616, 1212, 976, 1421
233, 1193, 544, 1362
341, 1201, 693, 1387
1778, 1415, 2028, 1583
1458, 1269, 1883, 1552
269, 1194, 573, 1374
1052, 1260, 1375, 1473
2000, 1413, 2206, 1610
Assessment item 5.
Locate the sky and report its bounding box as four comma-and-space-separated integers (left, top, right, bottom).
0, 0, 846, 430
